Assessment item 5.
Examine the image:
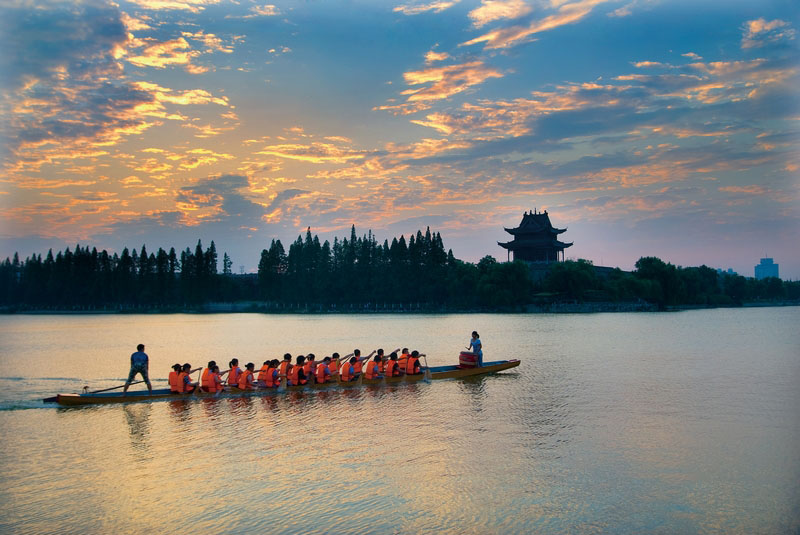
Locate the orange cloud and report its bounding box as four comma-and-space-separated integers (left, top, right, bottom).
400, 61, 504, 102
469, 0, 532, 28
393, 0, 460, 16
256, 143, 366, 164
462, 0, 609, 49
718, 185, 767, 194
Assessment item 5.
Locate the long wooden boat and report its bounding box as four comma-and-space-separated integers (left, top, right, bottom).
52, 359, 520, 406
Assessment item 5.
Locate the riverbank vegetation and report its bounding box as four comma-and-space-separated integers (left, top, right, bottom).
1, 227, 797, 312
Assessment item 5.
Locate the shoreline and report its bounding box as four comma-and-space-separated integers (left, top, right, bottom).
1, 300, 798, 315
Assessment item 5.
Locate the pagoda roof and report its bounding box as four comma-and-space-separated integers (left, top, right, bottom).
498, 239, 573, 251
504, 210, 567, 236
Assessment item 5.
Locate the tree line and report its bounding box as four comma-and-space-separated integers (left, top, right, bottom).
0, 226, 796, 311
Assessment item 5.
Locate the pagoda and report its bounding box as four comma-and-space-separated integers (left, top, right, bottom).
498, 209, 573, 262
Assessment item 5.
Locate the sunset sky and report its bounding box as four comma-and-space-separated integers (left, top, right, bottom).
1, 0, 798, 278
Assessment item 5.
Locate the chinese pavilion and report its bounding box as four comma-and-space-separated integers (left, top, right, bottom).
498, 210, 573, 262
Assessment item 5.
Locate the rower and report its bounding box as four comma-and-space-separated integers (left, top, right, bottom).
265, 359, 281, 388
328, 353, 340, 377
228, 358, 241, 387
168, 363, 182, 393
316, 356, 332, 384
340, 357, 358, 382
288, 355, 308, 386
307, 354, 318, 378
238, 362, 256, 390
203, 365, 223, 393
256, 360, 270, 386
279, 354, 292, 378
364, 355, 383, 380
398, 348, 410, 374
201, 360, 216, 388
406, 351, 424, 375
302, 355, 315, 384
385, 353, 401, 377
177, 363, 197, 394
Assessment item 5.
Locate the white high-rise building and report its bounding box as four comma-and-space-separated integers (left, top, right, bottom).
754, 258, 779, 280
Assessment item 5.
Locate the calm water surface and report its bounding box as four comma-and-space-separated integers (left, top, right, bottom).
0, 308, 798, 534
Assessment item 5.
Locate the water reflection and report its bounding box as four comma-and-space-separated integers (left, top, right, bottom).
123, 404, 152, 455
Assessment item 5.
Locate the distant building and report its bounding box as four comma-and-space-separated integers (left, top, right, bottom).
717, 268, 738, 276
754, 258, 779, 280
498, 210, 572, 262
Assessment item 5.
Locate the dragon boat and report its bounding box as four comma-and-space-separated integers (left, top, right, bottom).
50, 359, 520, 406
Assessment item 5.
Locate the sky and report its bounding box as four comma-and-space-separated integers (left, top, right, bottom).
1, 0, 798, 279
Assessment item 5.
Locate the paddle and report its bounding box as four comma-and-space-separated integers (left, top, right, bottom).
422, 354, 432, 384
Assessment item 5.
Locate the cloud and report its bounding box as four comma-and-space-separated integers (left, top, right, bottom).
255, 142, 366, 164
742, 18, 795, 49
126, 37, 206, 71
468, 0, 533, 28
425, 50, 450, 64
393, 0, 460, 15
377, 60, 504, 114
0, 2, 129, 91
124, 0, 222, 13
461, 0, 612, 50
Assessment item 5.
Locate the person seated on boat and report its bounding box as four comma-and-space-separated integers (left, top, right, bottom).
288, 355, 308, 386
385, 353, 401, 377
328, 353, 340, 376
398, 348, 410, 374
279, 353, 292, 378
203, 365, 223, 393
467, 331, 483, 366
306, 354, 318, 377
346, 348, 376, 376
364, 355, 383, 380
340, 357, 358, 382
256, 360, 270, 387
316, 356, 332, 384
265, 359, 281, 388
302, 355, 316, 384
201, 360, 216, 388
238, 363, 256, 390
228, 358, 241, 387
169, 363, 182, 393
178, 363, 197, 394
406, 351, 424, 375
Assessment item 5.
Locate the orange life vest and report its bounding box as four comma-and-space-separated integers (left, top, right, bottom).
398, 353, 409, 372
303, 362, 313, 379
341, 364, 354, 382
229, 366, 241, 386
406, 357, 420, 375
265, 367, 279, 388
289, 365, 306, 386
177, 371, 190, 393
353, 359, 363, 374
201, 368, 209, 384
378, 359, 386, 373
316, 364, 328, 384
328, 360, 338, 374
201, 371, 215, 392
365, 361, 379, 379
386, 361, 399, 376
257, 364, 269, 382
279, 361, 291, 376
169, 371, 179, 392
238, 370, 253, 390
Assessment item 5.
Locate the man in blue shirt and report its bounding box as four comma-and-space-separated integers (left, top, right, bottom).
123, 343, 152, 394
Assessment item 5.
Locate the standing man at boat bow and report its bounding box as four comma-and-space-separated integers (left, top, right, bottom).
123, 343, 152, 394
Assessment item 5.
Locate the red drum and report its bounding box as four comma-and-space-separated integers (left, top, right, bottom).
459, 352, 477, 368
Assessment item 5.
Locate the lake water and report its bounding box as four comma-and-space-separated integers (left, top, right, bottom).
0, 308, 798, 535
